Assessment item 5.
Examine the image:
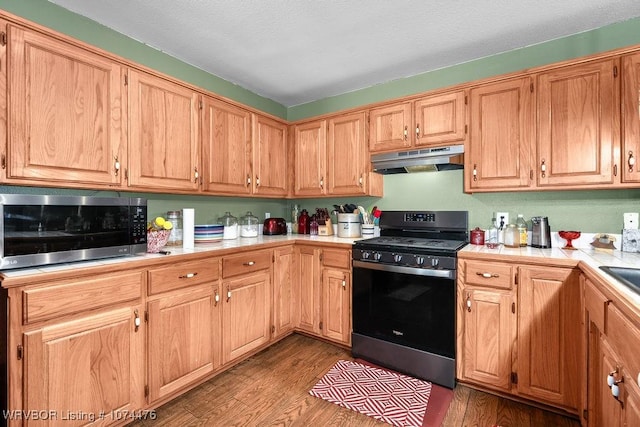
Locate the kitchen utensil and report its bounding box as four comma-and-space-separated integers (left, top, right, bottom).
263, 217, 287, 235
531, 216, 551, 248
558, 230, 581, 250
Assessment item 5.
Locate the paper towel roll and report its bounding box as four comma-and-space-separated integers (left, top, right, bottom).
182, 208, 195, 249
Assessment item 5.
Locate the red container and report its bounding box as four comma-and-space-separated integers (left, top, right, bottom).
470, 227, 485, 245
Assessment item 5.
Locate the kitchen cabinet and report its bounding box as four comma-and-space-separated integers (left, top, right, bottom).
369, 91, 467, 153
584, 275, 640, 426
458, 257, 582, 414
6, 22, 125, 188
221, 250, 272, 363
537, 58, 619, 188
466, 77, 534, 191
622, 52, 640, 183
252, 114, 289, 197
127, 68, 200, 192
272, 246, 296, 339
146, 259, 221, 403
294, 120, 326, 196
295, 245, 351, 345
18, 271, 145, 427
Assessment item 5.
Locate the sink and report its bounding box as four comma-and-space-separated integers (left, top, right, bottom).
599, 266, 640, 295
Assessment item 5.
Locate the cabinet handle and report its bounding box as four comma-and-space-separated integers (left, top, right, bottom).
614, 164, 618, 177
134, 309, 141, 332
629, 151, 636, 172
246, 175, 251, 187
466, 293, 472, 312
342, 277, 346, 289
359, 174, 363, 187
473, 164, 477, 182
530, 169, 533, 180
179, 272, 198, 279
193, 167, 199, 183
416, 124, 420, 139
114, 155, 121, 176
403, 126, 408, 141
607, 367, 619, 387
320, 176, 324, 189
227, 286, 231, 302
243, 261, 255, 266
214, 290, 220, 307
476, 272, 499, 278
541, 159, 546, 178
255, 176, 260, 187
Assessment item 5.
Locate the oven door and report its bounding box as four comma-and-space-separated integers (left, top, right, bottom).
352, 260, 455, 359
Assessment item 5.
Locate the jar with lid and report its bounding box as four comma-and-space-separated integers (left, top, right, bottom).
504, 224, 520, 248
218, 211, 238, 240
486, 217, 499, 248
165, 210, 183, 246
310, 214, 318, 235
239, 211, 259, 238
291, 204, 299, 234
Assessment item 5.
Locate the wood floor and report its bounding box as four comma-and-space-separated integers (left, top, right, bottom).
130, 334, 581, 427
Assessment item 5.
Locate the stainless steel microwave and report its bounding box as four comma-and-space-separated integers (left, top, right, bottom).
0, 194, 147, 270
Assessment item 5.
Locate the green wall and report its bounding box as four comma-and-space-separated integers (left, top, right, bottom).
2, 1, 640, 235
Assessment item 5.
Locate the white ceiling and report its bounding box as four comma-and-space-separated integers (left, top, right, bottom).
47, 0, 640, 107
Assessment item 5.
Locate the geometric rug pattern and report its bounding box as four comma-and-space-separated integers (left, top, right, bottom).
309, 360, 432, 427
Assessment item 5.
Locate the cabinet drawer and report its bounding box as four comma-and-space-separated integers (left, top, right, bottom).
464, 261, 513, 289
606, 303, 640, 379
584, 278, 609, 333
322, 248, 351, 270
222, 250, 271, 279
148, 258, 219, 295
23, 271, 143, 324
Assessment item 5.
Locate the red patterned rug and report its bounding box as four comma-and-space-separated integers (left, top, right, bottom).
309, 359, 435, 427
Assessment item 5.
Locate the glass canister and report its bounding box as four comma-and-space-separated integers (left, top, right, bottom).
165, 210, 183, 246
218, 211, 238, 240
504, 224, 520, 248
239, 211, 259, 238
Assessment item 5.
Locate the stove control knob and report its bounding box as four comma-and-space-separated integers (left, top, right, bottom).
431, 258, 439, 268
361, 251, 371, 260
415, 256, 425, 266
374, 252, 382, 261
393, 254, 403, 263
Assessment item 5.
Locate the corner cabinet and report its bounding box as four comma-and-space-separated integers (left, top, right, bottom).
6, 22, 125, 188
622, 52, 640, 183
127, 68, 200, 192
458, 257, 582, 414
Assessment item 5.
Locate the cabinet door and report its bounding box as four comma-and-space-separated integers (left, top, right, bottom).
327, 112, 367, 195
253, 114, 288, 196
296, 245, 321, 334
147, 284, 217, 403
624, 379, 640, 427
414, 91, 466, 147
368, 102, 412, 152
294, 120, 327, 196
128, 69, 200, 191
273, 246, 295, 339
622, 52, 640, 183
597, 338, 623, 427
202, 97, 252, 195
537, 59, 618, 187
467, 77, 534, 191
8, 24, 124, 187
222, 270, 271, 363
462, 288, 515, 391
321, 267, 351, 344
24, 307, 144, 427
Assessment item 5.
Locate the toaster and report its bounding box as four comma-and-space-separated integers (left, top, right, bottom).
263, 218, 287, 235
531, 216, 551, 248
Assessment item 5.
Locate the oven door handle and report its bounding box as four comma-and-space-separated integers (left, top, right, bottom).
353, 260, 455, 279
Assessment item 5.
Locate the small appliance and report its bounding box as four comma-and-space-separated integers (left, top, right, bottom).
531, 216, 552, 248
263, 218, 287, 235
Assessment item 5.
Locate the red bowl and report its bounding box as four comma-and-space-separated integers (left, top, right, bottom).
558, 230, 581, 240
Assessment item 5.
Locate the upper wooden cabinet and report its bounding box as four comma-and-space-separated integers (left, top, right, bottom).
252, 114, 289, 197
127, 69, 200, 192
622, 52, 640, 183
537, 59, 619, 188
369, 91, 467, 153
6, 23, 125, 188
294, 120, 327, 196
467, 77, 534, 191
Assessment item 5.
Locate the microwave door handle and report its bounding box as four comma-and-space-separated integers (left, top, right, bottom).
353, 260, 455, 280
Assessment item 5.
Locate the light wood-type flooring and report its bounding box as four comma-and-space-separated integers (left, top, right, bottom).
130, 334, 580, 427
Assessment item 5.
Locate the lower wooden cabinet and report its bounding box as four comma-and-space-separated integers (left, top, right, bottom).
458, 257, 582, 414
272, 246, 296, 339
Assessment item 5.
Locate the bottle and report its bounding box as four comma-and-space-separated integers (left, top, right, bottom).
497, 215, 506, 244
291, 204, 299, 234
516, 214, 528, 247
165, 210, 183, 246
486, 217, 499, 248
310, 214, 319, 235
298, 209, 310, 235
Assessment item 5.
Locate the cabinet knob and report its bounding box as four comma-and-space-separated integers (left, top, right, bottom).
320, 176, 324, 189
473, 164, 478, 182
629, 151, 636, 172
243, 261, 255, 266
246, 175, 251, 187
541, 159, 546, 178
214, 290, 220, 307
179, 272, 198, 279
194, 167, 199, 183
476, 272, 499, 278
227, 287, 231, 302
416, 124, 420, 139
466, 293, 472, 312
134, 309, 141, 332
403, 126, 408, 141
255, 176, 260, 187
114, 155, 121, 176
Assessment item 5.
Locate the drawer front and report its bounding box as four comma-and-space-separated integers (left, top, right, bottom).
23, 271, 143, 324
464, 260, 513, 289
222, 250, 271, 279
607, 303, 640, 381
148, 258, 219, 295
322, 248, 351, 270
584, 277, 609, 333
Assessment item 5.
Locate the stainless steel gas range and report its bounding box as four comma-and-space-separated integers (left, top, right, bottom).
351, 210, 469, 389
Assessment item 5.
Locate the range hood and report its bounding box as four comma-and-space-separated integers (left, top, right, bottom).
371, 144, 464, 174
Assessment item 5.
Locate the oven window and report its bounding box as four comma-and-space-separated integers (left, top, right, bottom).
352, 266, 455, 358
3, 205, 131, 256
